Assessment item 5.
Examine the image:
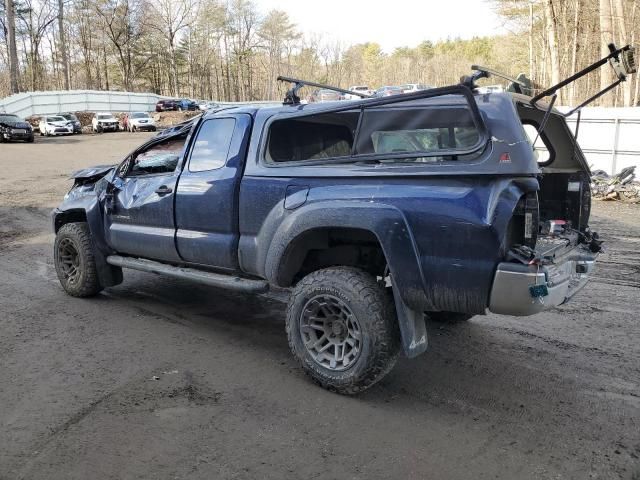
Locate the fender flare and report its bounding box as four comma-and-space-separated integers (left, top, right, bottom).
261, 200, 430, 357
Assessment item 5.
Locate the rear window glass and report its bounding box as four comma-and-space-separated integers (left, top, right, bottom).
266, 95, 483, 164
355, 105, 480, 157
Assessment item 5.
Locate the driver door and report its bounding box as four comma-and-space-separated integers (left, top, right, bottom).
105, 134, 187, 262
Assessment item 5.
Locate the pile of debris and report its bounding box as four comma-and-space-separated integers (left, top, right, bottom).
591, 166, 640, 202
153, 110, 200, 128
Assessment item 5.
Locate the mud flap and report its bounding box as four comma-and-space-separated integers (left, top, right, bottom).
391, 283, 428, 358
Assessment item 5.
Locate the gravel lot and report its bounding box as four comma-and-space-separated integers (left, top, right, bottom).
1, 133, 639, 480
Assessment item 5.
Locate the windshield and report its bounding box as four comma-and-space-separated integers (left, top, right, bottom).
0, 114, 20, 123
60, 114, 78, 121
47, 116, 65, 122
97, 115, 113, 120
131, 113, 149, 119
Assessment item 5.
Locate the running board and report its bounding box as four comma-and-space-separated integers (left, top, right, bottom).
106, 255, 269, 293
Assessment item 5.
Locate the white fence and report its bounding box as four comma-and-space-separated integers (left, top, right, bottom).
559, 107, 640, 175
0, 90, 162, 117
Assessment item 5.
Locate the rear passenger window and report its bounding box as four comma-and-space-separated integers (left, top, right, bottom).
267, 110, 359, 162
189, 118, 235, 172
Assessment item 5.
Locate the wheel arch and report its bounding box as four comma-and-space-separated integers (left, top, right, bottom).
52, 202, 122, 288
262, 201, 431, 358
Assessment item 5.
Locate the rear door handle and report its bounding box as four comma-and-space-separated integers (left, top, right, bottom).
155, 185, 173, 195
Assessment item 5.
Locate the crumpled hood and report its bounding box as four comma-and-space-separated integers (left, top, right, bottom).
70, 165, 115, 181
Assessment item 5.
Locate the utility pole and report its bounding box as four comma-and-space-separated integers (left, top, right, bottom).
5, 0, 20, 93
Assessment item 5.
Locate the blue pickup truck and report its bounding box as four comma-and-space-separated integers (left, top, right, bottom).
51, 73, 609, 393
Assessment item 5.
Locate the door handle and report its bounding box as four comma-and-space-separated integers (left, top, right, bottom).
155, 185, 173, 195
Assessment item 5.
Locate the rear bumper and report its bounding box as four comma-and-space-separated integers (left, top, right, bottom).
488, 250, 597, 316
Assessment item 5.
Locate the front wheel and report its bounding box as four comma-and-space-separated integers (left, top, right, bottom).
54, 222, 102, 297
286, 267, 400, 395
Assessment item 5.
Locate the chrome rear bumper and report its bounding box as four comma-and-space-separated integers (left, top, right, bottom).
488, 250, 597, 316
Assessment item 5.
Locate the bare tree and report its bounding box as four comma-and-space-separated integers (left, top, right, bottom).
147, 0, 198, 95
5, 0, 20, 92
543, 0, 561, 103
599, 0, 614, 105
56, 0, 68, 88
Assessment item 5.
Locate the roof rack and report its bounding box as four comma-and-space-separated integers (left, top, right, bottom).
460, 66, 529, 94
530, 43, 636, 117
276, 76, 371, 105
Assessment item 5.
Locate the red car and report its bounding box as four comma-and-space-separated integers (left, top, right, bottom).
155, 99, 179, 112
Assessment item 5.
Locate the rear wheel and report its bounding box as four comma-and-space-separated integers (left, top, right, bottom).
286, 267, 400, 395
54, 222, 102, 297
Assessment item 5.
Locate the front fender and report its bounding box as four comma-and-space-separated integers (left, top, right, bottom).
52, 181, 122, 288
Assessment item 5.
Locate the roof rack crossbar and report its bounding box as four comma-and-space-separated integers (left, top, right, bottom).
466, 65, 526, 93
530, 43, 636, 116
276, 76, 371, 105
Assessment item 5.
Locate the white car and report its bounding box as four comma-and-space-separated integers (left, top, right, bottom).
400, 83, 432, 94
92, 112, 120, 133
126, 112, 156, 132
344, 85, 372, 100
38, 115, 74, 136
199, 101, 219, 111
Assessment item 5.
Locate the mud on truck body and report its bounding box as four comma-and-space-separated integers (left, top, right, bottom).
52, 46, 635, 394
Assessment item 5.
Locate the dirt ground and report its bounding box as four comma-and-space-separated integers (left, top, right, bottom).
1, 133, 639, 480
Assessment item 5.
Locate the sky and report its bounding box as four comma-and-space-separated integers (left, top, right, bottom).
253, 0, 507, 52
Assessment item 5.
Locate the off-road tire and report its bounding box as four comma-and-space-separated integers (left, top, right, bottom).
54, 222, 102, 297
286, 267, 400, 395
428, 311, 474, 323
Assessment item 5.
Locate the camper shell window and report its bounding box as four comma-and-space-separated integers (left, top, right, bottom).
265, 94, 485, 165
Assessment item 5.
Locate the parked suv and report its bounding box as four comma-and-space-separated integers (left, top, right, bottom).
155, 99, 179, 112
57, 113, 82, 134
92, 112, 120, 133
124, 112, 156, 132
52, 75, 604, 394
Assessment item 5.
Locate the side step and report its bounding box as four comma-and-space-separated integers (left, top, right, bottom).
106, 255, 269, 293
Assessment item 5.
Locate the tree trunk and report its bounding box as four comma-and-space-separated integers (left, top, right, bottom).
58, 0, 70, 90
599, 0, 614, 106
528, 1, 534, 81
543, 0, 561, 103
570, 0, 580, 105
5, 0, 20, 93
